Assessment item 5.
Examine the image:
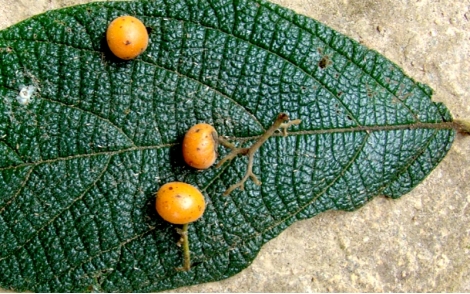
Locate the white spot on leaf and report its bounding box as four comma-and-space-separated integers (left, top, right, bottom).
16, 85, 36, 105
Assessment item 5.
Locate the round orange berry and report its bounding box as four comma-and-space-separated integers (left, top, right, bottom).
155, 182, 206, 225
182, 123, 218, 169
106, 15, 149, 60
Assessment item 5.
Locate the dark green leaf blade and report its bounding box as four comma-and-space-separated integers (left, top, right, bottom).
0, 0, 454, 292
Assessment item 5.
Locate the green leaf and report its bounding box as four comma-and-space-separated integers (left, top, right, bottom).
0, 0, 455, 292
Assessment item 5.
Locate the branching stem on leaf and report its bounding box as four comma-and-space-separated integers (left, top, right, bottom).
216, 113, 301, 195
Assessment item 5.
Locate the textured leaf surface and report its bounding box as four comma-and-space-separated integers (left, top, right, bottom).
0, 0, 455, 292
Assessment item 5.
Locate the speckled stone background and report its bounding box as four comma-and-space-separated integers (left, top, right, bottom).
0, 0, 469, 292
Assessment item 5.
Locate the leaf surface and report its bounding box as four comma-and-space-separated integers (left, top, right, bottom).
0, 0, 454, 292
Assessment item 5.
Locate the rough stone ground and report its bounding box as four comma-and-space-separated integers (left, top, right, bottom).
0, 0, 469, 292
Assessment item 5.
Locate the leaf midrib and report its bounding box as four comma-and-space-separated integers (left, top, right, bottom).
0, 121, 452, 224
0, 121, 454, 173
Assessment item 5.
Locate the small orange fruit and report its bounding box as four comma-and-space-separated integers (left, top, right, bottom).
155, 182, 206, 225
106, 15, 149, 60
182, 123, 218, 169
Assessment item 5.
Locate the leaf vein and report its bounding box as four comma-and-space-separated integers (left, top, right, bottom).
0, 155, 113, 264
0, 166, 34, 214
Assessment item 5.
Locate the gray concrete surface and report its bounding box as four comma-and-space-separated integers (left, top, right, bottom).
0, 0, 469, 292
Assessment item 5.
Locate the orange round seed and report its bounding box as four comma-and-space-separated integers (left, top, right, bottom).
155, 182, 206, 225
106, 15, 149, 60
182, 123, 218, 169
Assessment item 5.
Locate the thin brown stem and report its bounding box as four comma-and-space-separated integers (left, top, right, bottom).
176, 223, 191, 271
217, 113, 301, 195
216, 137, 249, 168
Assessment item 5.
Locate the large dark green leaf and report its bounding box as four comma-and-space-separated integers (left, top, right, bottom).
0, 0, 455, 292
